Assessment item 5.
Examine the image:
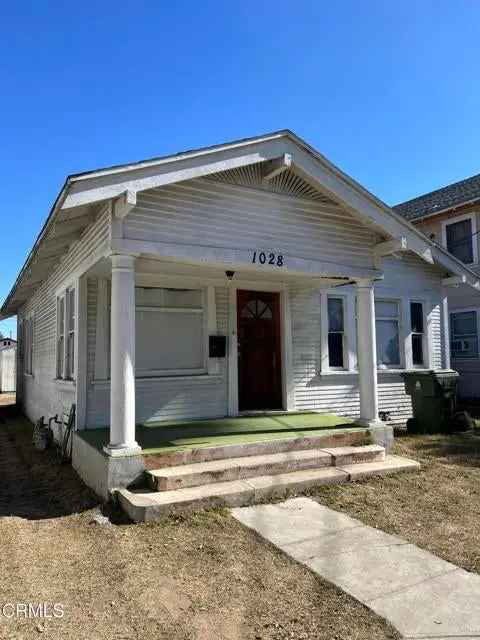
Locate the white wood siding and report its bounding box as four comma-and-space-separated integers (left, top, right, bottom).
290, 252, 446, 425
17, 206, 110, 427
124, 178, 378, 269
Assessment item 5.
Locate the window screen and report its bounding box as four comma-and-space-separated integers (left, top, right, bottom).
410, 302, 424, 366
375, 300, 400, 366
446, 219, 474, 263
135, 288, 205, 374
328, 297, 344, 368
451, 311, 478, 359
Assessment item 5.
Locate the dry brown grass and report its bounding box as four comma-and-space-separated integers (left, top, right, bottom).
0, 411, 399, 640
310, 431, 480, 573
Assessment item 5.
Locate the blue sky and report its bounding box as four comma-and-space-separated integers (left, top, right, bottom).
1, 1, 480, 338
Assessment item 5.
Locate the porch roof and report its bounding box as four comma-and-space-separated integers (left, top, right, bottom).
2, 129, 480, 319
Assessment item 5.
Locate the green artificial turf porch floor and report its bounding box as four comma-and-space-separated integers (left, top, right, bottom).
78, 412, 363, 455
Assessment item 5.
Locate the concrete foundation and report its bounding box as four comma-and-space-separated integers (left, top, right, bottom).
72, 432, 146, 500
368, 423, 394, 452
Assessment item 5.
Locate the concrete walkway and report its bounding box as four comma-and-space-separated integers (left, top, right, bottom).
232, 497, 480, 639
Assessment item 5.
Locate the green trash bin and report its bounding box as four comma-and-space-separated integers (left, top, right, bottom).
401, 370, 459, 434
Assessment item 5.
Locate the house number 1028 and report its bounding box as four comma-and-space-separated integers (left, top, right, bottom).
252, 251, 284, 267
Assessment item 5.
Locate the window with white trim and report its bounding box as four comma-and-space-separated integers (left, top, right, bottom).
56, 287, 76, 379
135, 287, 206, 376
375, 300, 401, 367
327, 297, 345, 368
444, 217, 475, 264
24, 316, 34, 375
410, 302, 425, 366
450, 311, 478, 359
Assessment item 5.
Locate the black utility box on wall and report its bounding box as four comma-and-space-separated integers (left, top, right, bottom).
209, 335, 227, 358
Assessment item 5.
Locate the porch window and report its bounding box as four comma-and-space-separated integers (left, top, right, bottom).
24, 316, 34, 375
56, 287, 75, 379
327, 297, 345, 368
375, 300, 400, 367
450, 310, 478, 359
410, 302, 425, 366
135, 287, 206, 376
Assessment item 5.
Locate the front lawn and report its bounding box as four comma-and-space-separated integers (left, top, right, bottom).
0, 412, 398, 640
310, 431, 480, 573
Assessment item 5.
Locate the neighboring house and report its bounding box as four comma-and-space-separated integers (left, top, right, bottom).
0, 337, 17, 350
0, 130, 478, 496
0, 338, 16, 393
395, 173, 480, 398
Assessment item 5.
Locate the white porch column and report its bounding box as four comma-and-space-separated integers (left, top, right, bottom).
355, 279, 379, 426
355, 278, 394, 450
104, 253, 141, 456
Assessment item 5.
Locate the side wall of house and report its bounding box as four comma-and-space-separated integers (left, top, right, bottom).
17, 206, 110, 430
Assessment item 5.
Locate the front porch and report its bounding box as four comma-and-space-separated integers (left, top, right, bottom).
78, 411, 364, 456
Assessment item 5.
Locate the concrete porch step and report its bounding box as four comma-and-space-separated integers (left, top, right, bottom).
147, 445, 385, 491
143, 428, 371, 470
117, 455, 420, 522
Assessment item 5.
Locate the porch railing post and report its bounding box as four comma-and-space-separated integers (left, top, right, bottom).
104, 252, 141, 456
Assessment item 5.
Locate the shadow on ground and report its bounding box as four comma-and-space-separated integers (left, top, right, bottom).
0, 404, 99, 519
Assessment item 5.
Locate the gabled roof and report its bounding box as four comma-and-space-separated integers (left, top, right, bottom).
394, 172, 480, 221
2, 129, 479, 319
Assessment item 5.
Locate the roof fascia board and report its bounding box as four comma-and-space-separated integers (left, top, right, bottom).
68, 131, 288, 182
61, 139, 288, 210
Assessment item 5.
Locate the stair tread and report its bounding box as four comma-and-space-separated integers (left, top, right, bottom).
118, 454, 418, 514
148, 444, 385, 478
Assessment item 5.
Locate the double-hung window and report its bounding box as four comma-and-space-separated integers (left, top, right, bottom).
375, 300, 401, 367
444, 216, 476, 264
410, 302, 425, 366
450, 311, 478, 359
327, 297, 345, 368
135, 287, 206, 376
24, 316, 34, 375
56, 287, 76, 380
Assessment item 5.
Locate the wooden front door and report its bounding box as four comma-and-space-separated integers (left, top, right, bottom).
237, 290, 282, 411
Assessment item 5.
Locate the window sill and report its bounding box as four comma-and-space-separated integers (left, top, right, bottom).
91, 374, 223, 388
24, 373, 34, 378
319, 368, 432, 377
55, 378, 76, 390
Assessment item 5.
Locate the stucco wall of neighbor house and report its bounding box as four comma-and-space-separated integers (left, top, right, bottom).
16, 205, 110, 427
415, 209, 480, 398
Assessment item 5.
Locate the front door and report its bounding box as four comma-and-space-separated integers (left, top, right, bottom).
237, 290, 282, 411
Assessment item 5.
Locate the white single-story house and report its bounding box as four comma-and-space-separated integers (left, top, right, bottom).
1, 130, 479, 499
